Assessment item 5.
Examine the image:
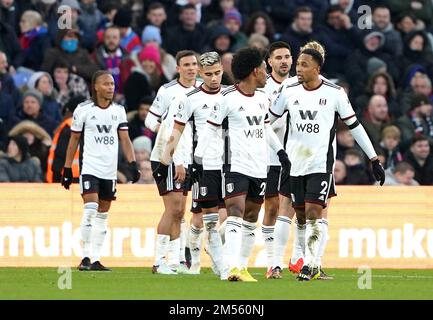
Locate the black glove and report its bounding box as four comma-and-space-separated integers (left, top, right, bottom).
61, 167, 73, 190
128, 161, 141, 183
277, 149, 291, 185
371, 159, 385, 186
191, 162, 203, 184
153, 162, 169, 180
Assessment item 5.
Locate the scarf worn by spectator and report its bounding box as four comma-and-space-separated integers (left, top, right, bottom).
411, 114, 433, 137
20, 27, 48, 49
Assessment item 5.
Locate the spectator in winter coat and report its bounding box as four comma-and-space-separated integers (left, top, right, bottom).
0, 135, 42, 182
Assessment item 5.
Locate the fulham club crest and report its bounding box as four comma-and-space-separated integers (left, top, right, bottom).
200, 187, 208, 196
226, 183, 234, 193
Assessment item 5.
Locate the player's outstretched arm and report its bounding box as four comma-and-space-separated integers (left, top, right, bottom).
343, 116, 385, 185
62, 132, 80, 189
119, 130, 140, 183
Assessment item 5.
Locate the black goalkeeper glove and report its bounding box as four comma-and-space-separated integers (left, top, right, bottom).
191, 162, 203, 184
61, 167, 73, 190
128, 161, 141, 183
153, 162, 169, 180
371, 159, 385, 186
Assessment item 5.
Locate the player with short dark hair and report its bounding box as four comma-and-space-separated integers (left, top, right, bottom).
146, 50, 199, 274
195, 47, 290, 282
270, 48, 385, 281
159, 51, 225, 277
261, 41, 295, 279
62, 70, 140, 271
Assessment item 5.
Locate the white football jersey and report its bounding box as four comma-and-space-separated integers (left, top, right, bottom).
149, 79, 200, 166
264, 74, 293, 166
71, 100, 128, 179
207, 85, 271, 179
270, 80, 355, 176
174, 85, 224, 170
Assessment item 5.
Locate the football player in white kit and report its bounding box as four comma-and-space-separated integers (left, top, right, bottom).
261, 41, 296, 279
269, 48, 385, 281
160, 52, 225, 277
147, 50, 199, 274
195, 47, 291, 282
62, 70, 140, 271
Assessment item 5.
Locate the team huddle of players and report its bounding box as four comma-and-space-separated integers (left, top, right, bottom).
63, 39, 385, 280
146, 40, 385, 282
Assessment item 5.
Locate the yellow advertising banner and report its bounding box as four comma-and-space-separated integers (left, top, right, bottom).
0, 184, 432, 268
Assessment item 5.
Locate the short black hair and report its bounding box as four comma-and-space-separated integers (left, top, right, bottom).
327, 4, 344, 15
411, 134, 429, 145
181, 4, 196, 12
300, 48, 323, 68
147, 2, 165, 13
268, 41, 291, 57
232, 47, 263, 81
98, 0, 119, 14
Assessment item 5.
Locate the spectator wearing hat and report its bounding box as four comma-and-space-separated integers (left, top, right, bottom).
27, 71, 61, 125
92, 26, 128, 93
165, 4, 208, 56
140, 25, 177, 81
344, 30, 399, 98
0, 51, 21, 109
46, 95, 86, 183
113, 7, 142, 54
9, 120, 52, 177
15, 10, 51, 71
77, 0, 103, 51
204, 25, 234, 56
399, 31, 433, 82
123, 44, 168, 111
118, 135, 152, 184
0, 135, 42, 182
403, 135, 433, 185
395, 93, 433, 150
223, 8, 247, 51
10, 89, 57, 136
50, 59, 90, 107
41, 27, 98, 82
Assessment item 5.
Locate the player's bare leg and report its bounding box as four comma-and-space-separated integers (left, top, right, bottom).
297, 203, 323, 281
272, 194, 296, 278
153, 192, 184, 274
223, 195, 246, 281
263, 195, 278, 278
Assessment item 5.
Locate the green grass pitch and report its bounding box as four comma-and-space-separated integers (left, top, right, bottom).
1, 268, 432, 300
